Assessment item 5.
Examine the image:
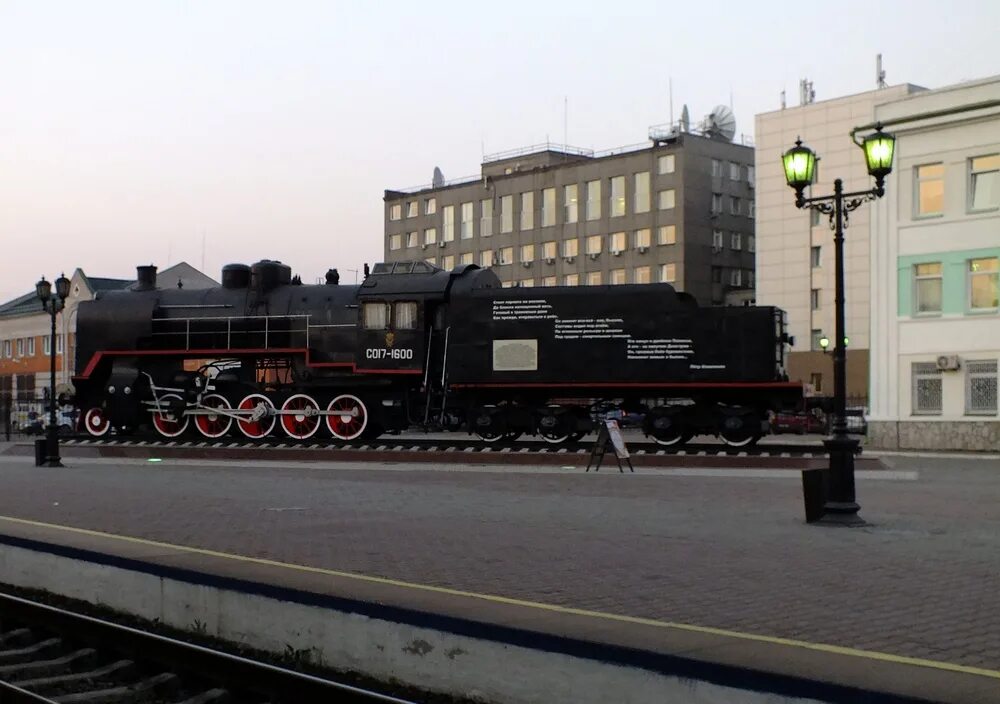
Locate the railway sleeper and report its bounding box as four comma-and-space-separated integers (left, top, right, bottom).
0, 637, 62, 664
0, 628, 33, 647
0, 647, 96, 679
16, 659, 135, 696
51, 670, 180, 704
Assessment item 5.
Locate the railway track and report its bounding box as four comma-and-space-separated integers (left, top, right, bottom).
0, 590, 415, 704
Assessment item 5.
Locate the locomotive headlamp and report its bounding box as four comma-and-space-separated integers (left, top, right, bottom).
782, 138, 817, 204
35, 276, 52, 303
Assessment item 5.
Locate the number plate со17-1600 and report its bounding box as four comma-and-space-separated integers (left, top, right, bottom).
365, 348, 414, 360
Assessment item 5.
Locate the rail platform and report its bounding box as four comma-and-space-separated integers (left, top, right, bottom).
0, 447, 996, 703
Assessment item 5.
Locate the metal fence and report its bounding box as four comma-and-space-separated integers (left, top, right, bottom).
1, 392, 77, 441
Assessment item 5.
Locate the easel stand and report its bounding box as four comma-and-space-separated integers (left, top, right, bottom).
586, 420, 634, 473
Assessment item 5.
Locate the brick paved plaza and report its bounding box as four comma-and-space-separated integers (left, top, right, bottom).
0, 449, 997, 673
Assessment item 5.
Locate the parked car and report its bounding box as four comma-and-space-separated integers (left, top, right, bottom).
771, 409, 828, 435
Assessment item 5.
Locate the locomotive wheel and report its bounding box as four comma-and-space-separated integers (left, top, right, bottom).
280, 394, 321, 440
326, 394, 368, 441
718, 413, 761, 448
236, 394, 276, 439
646, 409, 691, 447
195, 394, 233, 438
151, 393, 189, 438
473, 404, 505, 443
537, 410, 569, 444
82, 407, 111, 437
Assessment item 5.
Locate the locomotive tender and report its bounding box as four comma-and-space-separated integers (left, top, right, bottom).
73, 260, 803, 447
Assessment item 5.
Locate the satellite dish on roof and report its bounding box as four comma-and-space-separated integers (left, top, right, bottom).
701, 105, 737, 142
680, 104, 690, 133
432, 167, 445, 188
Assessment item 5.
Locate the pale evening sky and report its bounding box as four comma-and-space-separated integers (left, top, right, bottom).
1, 0, 999, 302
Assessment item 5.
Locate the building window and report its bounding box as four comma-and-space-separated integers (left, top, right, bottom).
586, 235, 602, 255
610, 269, 626, 285
810, 329, 824, 351
56, 334, 64, 354
424, 228, 437, 246
731, 232, 742, 250
501, 281, 513, 288
520, 244, 535, 263
912, 362, 942, 415
969, 155, 1000, 211
461, 202, 474, 239
729, 196, 741, 215
658, 225, 676, 245
542, 276, 557, 287
729, 162, 741, 181
730, 269, 742, 287
460, 252, 473, 266
564, 273, 579, 286
520, 191, 534, 230
406, 231, 419, 248
43, 337, 51, 355
480, 249, 494, 268
711, 193, 722, 214
442, 205, 455, 241
542, 241, 557, 260
406, 201, 418, 218
609, 231, 626, 253
586, 180, 601, 220
811, 289, 820, 310
389, 234, 402, 251
542, 188, 556, 227
634, 266, 651, 284
748, 270, 755, 287
634, 172, 650, 214
748, 200, 755, 218
660, 263, 676, 283
389, 204, 402, 221
913, 262, 942, 314
520, 278, 534, 288
810, 372, 823, 393
442, 255, 455, 270
811, 246, 821, 268
658, 189, 676, 210
966, 360, 998, 415
498, 247, 513, 265
811, 208, 822, 227
748, 235, 755, 253
747, 165, 755, 186
424, 197, 437, 215
500, 195, 513, 233
564, 184, 578, 223
610, 176, 626, 217
915, 163, 945, 216
563, 238, 578, 258
425, 257, 437, 267
2, 340, 10, 358
658, 154, 675, 174
586, 271, 602, 286
712, 230, 724, 251
712, 267, 723, 284
711, 159, 722, 178
969, 257, 999, 310
634, 229, 651, 248
480, 199, 493, 237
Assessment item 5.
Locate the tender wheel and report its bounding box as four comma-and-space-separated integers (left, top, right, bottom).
280, 394, 321, 440
195, 394, 233, 438
151, 393, 189, 438
82, 407, 111, 437
326, 394, 368, 441
718, 413, 761, 448
649, 414, 686, 447
236, 394, 276, 439
537, 410, 570, 444
472, 404, 505, 443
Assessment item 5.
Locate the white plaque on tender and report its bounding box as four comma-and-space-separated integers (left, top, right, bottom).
492, 339, 538, 371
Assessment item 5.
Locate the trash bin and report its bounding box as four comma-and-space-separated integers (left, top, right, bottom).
801, 468, 827, 523
34, 438, 47, 467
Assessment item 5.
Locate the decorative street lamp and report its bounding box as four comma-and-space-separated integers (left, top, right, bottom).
35, 273, 71, 467
782, 124, 896, 525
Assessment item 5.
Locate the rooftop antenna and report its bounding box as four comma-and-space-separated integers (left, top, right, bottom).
799, 78, 815, 105
780, 89, 786, 109
432, 167, 445, 188
564, 96, 568, 146
680, 104, 690, 133
200, 230, 206, 272
669, 77, 674, 126
876, 53, 887, 89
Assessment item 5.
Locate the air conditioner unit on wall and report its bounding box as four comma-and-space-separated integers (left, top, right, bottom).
588, 253, 599, 260
563, 256, 575, 263
612, 250, 622, 257
936, 355, 961, 371
638, 246, 648, 254
544, 257, 555, 264
439, 241, 447, 248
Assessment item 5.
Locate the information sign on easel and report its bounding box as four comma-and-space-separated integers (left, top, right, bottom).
586, 419, 634, 473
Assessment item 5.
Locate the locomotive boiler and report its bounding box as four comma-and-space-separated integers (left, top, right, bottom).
73, 260, 804, 447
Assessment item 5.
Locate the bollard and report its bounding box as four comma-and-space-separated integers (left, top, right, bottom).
34, 438, 47, 467
801, 467, 828, 523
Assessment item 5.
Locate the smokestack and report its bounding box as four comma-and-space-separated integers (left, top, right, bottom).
136, 265, 158, 291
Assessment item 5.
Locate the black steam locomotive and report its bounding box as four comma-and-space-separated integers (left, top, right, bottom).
73, 260, 803, 447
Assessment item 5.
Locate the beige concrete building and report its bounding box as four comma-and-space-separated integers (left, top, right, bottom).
754, 84, 922, 400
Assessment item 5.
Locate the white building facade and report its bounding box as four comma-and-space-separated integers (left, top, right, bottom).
868, 77, 1000, 450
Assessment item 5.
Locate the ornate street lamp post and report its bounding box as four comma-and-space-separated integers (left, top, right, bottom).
35, 273, 71, 467
782, 125, 895, 525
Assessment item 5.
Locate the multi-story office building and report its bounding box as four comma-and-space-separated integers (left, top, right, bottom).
868, 76, 1000, 450
755, 84, 922, 400
384, 125, 755, 306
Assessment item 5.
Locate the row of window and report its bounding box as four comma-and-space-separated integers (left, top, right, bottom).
0, 336, 65, 359
391, 227, 682, 254
712, 230, 755, 252
913, 360, 998, 415
914, 154, 999, 217
362, 302, 419, 331
710, 193, 754, 217
711, 159, 756, 184
913, 257, 999, 314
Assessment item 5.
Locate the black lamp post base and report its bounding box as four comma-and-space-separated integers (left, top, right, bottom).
816, 502, 866, 526
817, 435, 865, 526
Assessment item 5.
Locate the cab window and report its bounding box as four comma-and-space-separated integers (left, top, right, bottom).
394, 302, 418, 330
363, 302, 390, 329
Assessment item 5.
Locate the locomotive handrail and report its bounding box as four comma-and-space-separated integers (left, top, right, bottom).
149, 314, 311, 352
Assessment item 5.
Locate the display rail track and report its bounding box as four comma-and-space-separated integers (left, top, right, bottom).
0, 590, 414, 704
